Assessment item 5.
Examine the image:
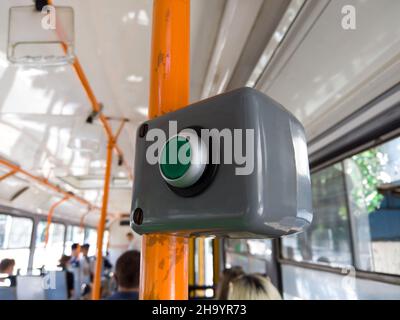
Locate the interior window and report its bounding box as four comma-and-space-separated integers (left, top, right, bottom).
225, 239, 250, 255
0, 214, 33, 274
281, 135, 400, 277
33, 221, 65, 271
103, 230, 109, 256
193, 238, 215, 298
84, 228, 97, 256
225, 239, 273, 258
64, 225, 85, 255
224, 239, 273, 280
281, 164, 353, 266
344, 136, 400, 275
64, 226, 107, 256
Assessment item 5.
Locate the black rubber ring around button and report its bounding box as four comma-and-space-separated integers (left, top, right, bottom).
163, 126, 219, 198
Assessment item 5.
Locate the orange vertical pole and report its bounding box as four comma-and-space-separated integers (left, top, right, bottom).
92, 141, 113, 300
140, 0, 190, 300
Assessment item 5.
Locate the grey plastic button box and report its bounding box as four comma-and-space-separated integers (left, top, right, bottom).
131, 88, 312, 238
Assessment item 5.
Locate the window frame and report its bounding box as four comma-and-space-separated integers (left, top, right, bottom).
0, 212, 34, 250
280, 162, 355, 267
64, 224, 85, 254
34, 219, 66, 248
0, 211, 35, 274
278, 133, 400, 286
31, 219, 67, 271
63, 224, 107, 255
0, 209, 105, 273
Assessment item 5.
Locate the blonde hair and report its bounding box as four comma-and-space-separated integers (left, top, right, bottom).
216, 267, 245, 300
227, 274, 282, 300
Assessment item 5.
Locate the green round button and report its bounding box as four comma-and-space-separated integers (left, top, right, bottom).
160, 136, 192, 180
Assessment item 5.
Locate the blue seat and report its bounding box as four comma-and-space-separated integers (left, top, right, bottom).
16, 276, 46, 300
0, 287, 17, 300
44, 271, 68, 300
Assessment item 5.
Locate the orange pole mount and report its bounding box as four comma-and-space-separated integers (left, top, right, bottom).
44, 196, 69, 246
140, 0, 190, 300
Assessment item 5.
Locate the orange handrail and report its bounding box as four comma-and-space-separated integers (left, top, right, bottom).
48, 0, 133, 181
140, 0, 190, 300
69, 51, 133, 181
43, 1, 134, 299
114, 120, 127, 143
44, 196, 69, 246
0, 169, 17, 182
0, 158, 98, 210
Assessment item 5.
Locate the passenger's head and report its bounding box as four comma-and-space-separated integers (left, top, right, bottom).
81, 244, 90, 256
126, 233, 134, 241
0, 259, 16, 275
114, 250, 140, 291
227, 274, 282, 300
59, 255, 71, 269
216, 266, 245, 300
71, 243, 80, 257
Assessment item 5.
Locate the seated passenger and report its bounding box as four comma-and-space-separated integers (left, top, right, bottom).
0, 258, 16, 287
58, 255, 75, 299
107, 250, 140, 300
227, 274, 282, 300
215, 266, 245, 300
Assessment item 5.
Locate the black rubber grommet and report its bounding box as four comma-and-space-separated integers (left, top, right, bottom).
118, 155, 124, 166
35, 0, 49, 11
139, 123, 149, 138
133, 208, 144, 225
